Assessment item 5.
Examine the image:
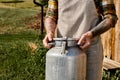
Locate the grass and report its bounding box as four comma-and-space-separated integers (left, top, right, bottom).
0, 7, 38, 34
0, 39, 47, 80
0, 0, 39, 9
0, 1, 47, 79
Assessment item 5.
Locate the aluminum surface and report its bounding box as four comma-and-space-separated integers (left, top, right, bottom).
46, 38, 86, 80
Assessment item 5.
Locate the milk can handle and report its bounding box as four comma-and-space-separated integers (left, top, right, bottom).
48, 42, 55, 46
48, 41, 67, 54
48, 41, 82, 54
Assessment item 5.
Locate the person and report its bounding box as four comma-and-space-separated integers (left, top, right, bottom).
43, 0, 118, 80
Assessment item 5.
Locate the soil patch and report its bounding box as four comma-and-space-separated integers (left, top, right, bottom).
24, 13, 42, 30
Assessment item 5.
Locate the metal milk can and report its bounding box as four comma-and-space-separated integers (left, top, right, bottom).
45, 38, 86, 80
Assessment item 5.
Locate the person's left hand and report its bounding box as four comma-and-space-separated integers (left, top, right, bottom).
77, 31, 93, 50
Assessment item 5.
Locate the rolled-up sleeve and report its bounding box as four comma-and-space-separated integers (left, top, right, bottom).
46, 0, 58, 21
101, 0, 118, 26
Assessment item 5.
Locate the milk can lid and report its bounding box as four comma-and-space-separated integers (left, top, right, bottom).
52, 38, 78, 47
53, 38, 77, 41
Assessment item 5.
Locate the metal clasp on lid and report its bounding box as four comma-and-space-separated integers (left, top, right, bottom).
48, 37, 79, 54
61, 37, 67, 54
61, 41, 66, 54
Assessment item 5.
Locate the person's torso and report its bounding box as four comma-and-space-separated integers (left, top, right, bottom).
57, 0, 100, 38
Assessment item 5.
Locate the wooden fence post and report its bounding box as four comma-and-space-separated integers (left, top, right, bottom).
101, 29, 115, 59
101, 0, 117, 59
115, 0, 120, 62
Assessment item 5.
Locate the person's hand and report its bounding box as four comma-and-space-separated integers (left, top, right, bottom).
77, 31, 93, 50
43, 32, 54, 49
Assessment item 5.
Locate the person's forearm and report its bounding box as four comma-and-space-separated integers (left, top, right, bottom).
45, 18, 57, 34
90, 18, 116, 38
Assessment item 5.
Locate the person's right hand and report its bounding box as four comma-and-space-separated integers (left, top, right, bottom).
43, 32, 54, 49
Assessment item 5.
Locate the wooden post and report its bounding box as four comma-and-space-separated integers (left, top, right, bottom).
101, 29, 115, 59
101, 0, 117, 59
115, 0, 120, 62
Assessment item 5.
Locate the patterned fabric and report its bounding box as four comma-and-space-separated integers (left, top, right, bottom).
46, 0, 117, 22
46, 0, 58, 21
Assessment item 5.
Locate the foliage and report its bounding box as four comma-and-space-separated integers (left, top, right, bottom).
103, 69, 120, 80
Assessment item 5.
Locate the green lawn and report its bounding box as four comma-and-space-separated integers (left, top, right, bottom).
0, 1, 47, 80
0, 0, 38, 9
